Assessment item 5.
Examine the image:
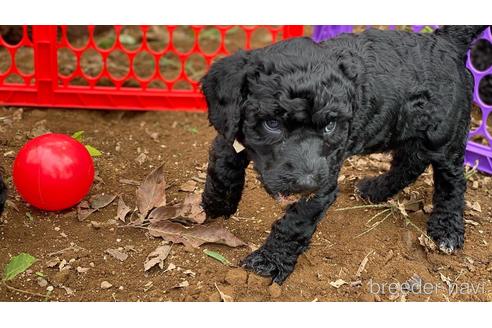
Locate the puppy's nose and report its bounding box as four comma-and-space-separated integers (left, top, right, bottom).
296, 175, 319, 193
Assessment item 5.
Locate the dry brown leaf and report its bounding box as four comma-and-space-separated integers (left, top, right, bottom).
149, 193, 206, 225
105, 248, 128, 262
136, 164, 167, 219
179, 180, 197, 192
77, 201, 96, 221
144, 244, 172, 272
149, 221, 246, 248
77, 194, 117, 221
90, 194, 117, 209
116, 196, 132, 222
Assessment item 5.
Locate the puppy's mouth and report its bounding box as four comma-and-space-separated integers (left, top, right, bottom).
275, 192, 316, 207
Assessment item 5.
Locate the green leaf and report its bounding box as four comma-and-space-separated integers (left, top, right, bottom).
119, 34, 136, 45
3, 253, 36, 281
85, 145, 102, 157
421, 26, 434, 33
187, 127, 198, 134
71, 130, 84, 142
203, 249, 231, 266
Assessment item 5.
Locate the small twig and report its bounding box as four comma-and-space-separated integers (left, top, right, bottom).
47, 244, 85, 257
3, 281, 51, 299
366, 208, 391, 227
335, 204, 390, 211
355, 211, 393, 238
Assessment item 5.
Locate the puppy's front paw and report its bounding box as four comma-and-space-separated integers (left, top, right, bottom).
241, 248, 294, 284
356, 177, 390, 203
427, 213, 464, 254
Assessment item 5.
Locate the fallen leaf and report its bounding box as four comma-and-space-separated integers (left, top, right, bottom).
149, 193, 206, 225
179, 180, 197, 192
90, 194, 117, 209
105, 248, 128, 262
144, 244, 172, 272
204, 249, 232, 266
77, 201, 96, 221
149, 221, 246, 248
3, 253, 36, 281
77, 194, 117, 221
329, 279, 348, 288
116, 196, 132, 222
136, 164, 167, 219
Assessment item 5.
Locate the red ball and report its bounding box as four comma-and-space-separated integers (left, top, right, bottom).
13, 133, 95, 211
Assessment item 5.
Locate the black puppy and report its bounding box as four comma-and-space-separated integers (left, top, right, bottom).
201, 26, 489, 284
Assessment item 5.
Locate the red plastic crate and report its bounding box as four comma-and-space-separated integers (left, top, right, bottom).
0, 25, 304, 112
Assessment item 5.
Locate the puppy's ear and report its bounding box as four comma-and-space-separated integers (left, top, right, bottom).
201, 50, 250, 143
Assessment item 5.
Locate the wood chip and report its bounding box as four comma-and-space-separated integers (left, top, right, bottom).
329, 279, 348, 288
356, 251, 373, 278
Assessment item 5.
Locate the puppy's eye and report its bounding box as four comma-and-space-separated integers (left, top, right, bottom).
323, 121, 336, 135
263, 119, 282, 133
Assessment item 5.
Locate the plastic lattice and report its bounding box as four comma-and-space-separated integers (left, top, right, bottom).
313, 25, 492, 174
0, 25, 304, 111
465, 27, 492, 174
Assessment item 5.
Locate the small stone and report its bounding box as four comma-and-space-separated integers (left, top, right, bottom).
225, 268, 248, 286
247, 273, 271, 288
52, 269, 71, 286
472, 180, 479, 190
208, 291, 221, 302
46, 286, 54, 292
101, 281, 113, 289
76, 266, 89, 274
37, 277, 48, 288
89, 262, 95, 268
268, 283, 282, 298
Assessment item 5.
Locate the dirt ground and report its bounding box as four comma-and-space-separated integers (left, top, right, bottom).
0, 106, 491, 302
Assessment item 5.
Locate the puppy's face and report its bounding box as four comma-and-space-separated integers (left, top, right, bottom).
202, 39, 357, 199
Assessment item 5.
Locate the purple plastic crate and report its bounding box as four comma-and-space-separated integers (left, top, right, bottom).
312, 25, 492, 174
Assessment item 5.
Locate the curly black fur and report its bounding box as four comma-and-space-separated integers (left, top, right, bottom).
201, 25, 489, 284
0, 175, 6, 215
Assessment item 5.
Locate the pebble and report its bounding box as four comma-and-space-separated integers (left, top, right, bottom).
247, 273, 271, 288
52, 269, 71, 286
208, 291, 221, 302
47, 286, 54, 292
225, 268, 248, 286
101, 281, 113, 289
268, 283, 282, 298
37, 277, 48, 288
